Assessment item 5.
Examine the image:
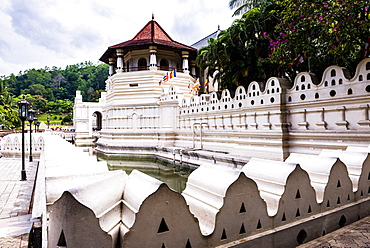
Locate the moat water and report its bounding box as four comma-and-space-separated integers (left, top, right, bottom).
96, 154, 196, 192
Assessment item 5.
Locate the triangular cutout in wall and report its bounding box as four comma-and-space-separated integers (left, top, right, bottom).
158, 218, 169, 233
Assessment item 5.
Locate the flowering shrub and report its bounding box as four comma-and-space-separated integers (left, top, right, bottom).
267, 0, 370, 79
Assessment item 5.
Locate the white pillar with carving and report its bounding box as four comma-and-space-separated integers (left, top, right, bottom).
149, 46, 157, 71
190, 60, 196, 76
108, 58, 116, 76
116, 49, 124, 73
182, 51, 189, 74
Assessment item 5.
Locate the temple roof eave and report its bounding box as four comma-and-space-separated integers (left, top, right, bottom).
99, 18, 197, 65
110, 39, 197, 51
100, 42, 197, 64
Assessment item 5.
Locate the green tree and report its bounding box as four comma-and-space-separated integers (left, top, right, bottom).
61, 113, 73, 125
229, 0, 267, 16
0, 105, 19, 129
0, 61, 108, 102
0, 81, 20, 129
45, 88, 55, 101
26, 95, 48, 114
196, 3, 279, 90
266, 0, 370, 80
59, 99, 74, 113
21, 84, 47, 98
46, 99, 74, 114
55, 87, 69, 100
88, 89, 105, 102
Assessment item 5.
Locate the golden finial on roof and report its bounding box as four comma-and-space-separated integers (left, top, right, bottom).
152, 13, 155, 20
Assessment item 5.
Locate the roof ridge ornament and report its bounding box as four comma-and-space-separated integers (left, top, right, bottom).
152, 13, 154, 20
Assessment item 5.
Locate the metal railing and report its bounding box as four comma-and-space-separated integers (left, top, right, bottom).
120, 66, 183, 73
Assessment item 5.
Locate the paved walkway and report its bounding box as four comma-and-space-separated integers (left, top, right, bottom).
0, 157, 38, 248
298, 215, 370, 248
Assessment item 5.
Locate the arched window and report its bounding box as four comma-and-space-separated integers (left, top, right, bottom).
138, 58, 147, 71
160, 59, 169, 71
92, 112, 102, 131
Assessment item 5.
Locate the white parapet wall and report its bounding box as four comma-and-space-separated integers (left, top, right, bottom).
0, 133, 44, 158
46, 143, 370, 247
74, 58, 370, 161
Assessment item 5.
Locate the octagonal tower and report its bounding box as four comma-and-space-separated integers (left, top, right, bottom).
100, 15, 197, 105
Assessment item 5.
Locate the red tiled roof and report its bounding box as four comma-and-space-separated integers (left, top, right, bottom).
100, 19, 196, 63
109, 19, 196, 51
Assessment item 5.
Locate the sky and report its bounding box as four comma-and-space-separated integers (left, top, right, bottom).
0, 0, 237, 77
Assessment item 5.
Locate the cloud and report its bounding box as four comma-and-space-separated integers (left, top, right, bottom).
71, 28, 103, 50
9, 0, 67, 52
0, 0, 236, 76
169, 0, 235, 44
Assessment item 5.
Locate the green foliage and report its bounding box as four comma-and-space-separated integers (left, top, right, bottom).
0, 81, 20, 129
88, 89, 106, 102
206, 0, 370, 88
61, 113, 73, 125
45, 99, 74, 114
0, 61, 109, 102
229, 0, 267, 16
0, 105, 19, 129
196, 2, 280, 90
26, 95, 48, 113
264, 0, 369, 80
13, 94, 48, 114
0, 61, 109, 129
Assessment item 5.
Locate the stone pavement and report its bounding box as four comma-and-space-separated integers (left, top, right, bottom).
0, 157, 38, 248
298, 215, 370, 248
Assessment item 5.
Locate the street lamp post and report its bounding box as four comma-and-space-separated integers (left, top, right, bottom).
18, 97, 29, 181
27, 109, 36, 162
47, 115, 50, 129
34, 118, 40, 132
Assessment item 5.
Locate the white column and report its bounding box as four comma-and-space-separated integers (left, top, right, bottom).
108, 58, 116, 76
190, 60, 196, 76
182, 51, 189, 73
149, 46, 157, 71
116, 49, 124, 73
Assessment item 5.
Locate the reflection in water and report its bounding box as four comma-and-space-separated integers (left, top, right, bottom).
96, 155, 196, 192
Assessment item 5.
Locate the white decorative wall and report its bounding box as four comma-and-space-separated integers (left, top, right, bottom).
73, 58, 370, 161
46, 140, 370, 247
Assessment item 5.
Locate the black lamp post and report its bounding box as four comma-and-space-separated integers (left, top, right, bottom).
34, 118, 40, 132
47, 115, 50, 129
27, 109, 36, 162
18, 97, 29, 181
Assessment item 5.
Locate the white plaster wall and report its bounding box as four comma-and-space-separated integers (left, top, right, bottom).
74, 59, 370, 160
47, 145, 370, 247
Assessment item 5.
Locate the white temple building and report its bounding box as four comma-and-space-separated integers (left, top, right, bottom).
50, 16, 370, 247
73, 16, 370, 162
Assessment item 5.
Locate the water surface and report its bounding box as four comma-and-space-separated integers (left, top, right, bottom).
97, 155, 196, 192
